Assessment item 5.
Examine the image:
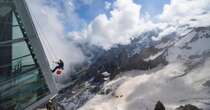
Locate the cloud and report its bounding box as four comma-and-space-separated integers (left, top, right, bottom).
152, 0, 210, 41
152, 25, 176, 41
105, 1, 111, 10
25, 0, 85, 74
51, 0, 87, 31
69, 0, 156, 50
159, 0, 210, 27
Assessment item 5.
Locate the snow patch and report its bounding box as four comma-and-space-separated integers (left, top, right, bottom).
79, 60, 210, 110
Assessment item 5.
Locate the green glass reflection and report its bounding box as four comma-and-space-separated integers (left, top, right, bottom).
12, 12, 22, 39
0, 69, 50, 110
0, 6, 50, 110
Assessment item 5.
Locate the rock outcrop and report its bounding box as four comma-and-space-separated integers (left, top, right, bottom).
154, 101, 165, 110
153, 101, 202, 110
175, 104, 202, 110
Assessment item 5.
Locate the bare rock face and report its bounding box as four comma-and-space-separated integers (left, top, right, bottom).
203, 80, 210, 87
154, 101, 165, 110
153, 102, 202, 110
175, 104, 202, 110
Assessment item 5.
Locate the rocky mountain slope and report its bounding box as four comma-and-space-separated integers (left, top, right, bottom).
56, 26, 210, 110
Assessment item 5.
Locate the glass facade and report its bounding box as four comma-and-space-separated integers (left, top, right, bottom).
0, 4, 50, 110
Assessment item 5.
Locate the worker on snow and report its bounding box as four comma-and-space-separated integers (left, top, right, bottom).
52, 59, 64, 73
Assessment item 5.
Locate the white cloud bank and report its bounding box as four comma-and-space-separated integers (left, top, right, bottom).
69, 0, 156, 50
152, 0, 210, 41
26, 0, 85, 74
159, 0, 210, 27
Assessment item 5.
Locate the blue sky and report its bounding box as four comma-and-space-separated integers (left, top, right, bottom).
44, 0, 170, 32
134, 0, 170, 15
74, 0, 170, 23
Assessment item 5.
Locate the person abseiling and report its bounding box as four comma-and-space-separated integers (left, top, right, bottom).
52, 59, 64, 75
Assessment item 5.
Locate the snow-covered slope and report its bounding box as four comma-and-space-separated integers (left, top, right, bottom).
76, 27, 210, 110
79, 60, 210, 110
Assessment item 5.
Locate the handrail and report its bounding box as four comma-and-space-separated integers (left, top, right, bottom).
0, 22, 20, 27
0, 54, 32, 69
12, 54, 31, 61
0, 37, 25, 45
0, 64, 38, 86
